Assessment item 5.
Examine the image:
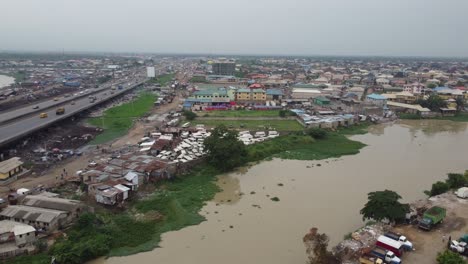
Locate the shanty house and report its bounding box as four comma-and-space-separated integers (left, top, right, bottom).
0, 157, 24, 183
0, 205, 68, 233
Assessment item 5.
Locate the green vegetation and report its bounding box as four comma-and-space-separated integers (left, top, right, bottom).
306, 128, 328, 139
88, 93, 156, 144
14, 123, 371, 263
8, 71, 27, 83
150, 73, 174, 86
247, 125, 368, 161
425, 172, 468, 196
279, 109, 296, 118
189, 76, 208, 83
97, 75, 112, 84
416, 95, 447, 112
195, 119, 303, 131
436, 250, 465, 264
13, 166, 221, 264
201, 110, 281, 118
182, 110, 197, 121
399, 112, 468, 122
360, 190, 409, 223
234, 70, 245, 78
204, 126, 248, 171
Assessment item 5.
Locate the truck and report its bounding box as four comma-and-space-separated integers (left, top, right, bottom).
384, 232, 413, 251
376, 235, 404, 257
370, 247, 401, 264
418, 206, 446, 231
359, 254, 383, 264
55, 107, 65, 115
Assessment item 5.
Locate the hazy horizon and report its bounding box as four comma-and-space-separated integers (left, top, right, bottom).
1, 0, 468, 57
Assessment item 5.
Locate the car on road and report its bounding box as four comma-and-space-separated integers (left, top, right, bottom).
32, 105, 39, 109
39, 113, 48, 118
71, 101, 76, 105
53, 97, 59, 101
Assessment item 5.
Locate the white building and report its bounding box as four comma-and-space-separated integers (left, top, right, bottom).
147, 67, 156, 78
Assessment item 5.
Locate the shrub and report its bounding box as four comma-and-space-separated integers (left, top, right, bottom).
306, 128, 328, 139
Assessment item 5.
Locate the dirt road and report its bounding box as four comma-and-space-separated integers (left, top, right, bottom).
395, 193, 468, 263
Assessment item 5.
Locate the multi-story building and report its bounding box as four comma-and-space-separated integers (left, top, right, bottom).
212, 61, 235, 76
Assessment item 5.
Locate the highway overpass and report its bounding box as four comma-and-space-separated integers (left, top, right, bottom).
0, 79, 146, 147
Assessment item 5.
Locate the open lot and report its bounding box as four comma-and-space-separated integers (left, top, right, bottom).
87, 92, 156, 144
194, 119, 303, 131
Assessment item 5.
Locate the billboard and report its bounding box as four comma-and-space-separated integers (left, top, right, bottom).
147, 67, 155, 78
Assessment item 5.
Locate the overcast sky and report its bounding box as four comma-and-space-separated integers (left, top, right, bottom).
1, 0, 467, 57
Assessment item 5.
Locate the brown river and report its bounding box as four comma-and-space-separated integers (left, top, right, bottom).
91, 120, 468, 264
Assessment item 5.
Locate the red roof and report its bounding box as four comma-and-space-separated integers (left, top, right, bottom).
249, 83, 264, 89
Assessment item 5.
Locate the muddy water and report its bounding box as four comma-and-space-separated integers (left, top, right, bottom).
92, 120, 468, 264
0, 75, 14, 88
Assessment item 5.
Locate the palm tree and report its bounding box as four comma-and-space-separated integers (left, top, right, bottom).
455, 97, 465, 112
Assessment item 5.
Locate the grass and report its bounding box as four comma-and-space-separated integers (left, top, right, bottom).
189, 76, 208, 83
195, 119, 303, 131
150, 73, 174, 86
399, 112, 468, 122
13, 123, 370, 263
201, 110, 281, 118
88, 92, 156, 144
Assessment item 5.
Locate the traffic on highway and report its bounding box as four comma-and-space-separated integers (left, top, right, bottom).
0, 77, 146, 146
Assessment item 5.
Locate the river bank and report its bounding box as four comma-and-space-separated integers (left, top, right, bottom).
90, 119, 468, 264
11, 123, 368, 264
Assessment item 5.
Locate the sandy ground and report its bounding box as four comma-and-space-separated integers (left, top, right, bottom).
395, 193, 468, 263
0, 150, 96, 197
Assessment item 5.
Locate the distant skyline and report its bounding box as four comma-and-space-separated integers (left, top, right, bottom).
1, 0, 468, 57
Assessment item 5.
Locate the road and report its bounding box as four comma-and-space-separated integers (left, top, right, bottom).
0, 78, 146, 146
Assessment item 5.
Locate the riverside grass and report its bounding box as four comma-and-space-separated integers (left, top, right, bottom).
13, 124, 368, 264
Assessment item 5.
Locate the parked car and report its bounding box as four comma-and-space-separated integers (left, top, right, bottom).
376, 235, 404, 257
449, 240, 467, 254
32, 105, 39, 109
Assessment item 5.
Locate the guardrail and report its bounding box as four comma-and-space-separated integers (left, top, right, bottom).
0, 80, 145, 146
0, 80, 136, 126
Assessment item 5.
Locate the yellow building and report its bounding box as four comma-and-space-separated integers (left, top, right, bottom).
0, 157, 24, 181
236, 89, 252, 101
251, 89, 266, 101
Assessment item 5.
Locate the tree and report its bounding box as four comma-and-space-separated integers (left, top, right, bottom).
306, 128, 328, 139
425, 181, 450, 196
416, 95, 447, 112
204, 125, 247, 171
455, 97, 465, 112
427, 83, 437, 89
360, 190, 409, 223
182, 110, 197, 121
436, 250, 465, 264
446, 173, 467, 189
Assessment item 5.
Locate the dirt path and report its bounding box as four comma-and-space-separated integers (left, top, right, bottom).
111, 94, 182, 149
0, 150, 96, 197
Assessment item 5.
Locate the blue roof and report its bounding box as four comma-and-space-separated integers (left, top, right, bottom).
366, 93, 386, 100
266, 89, 283, 95
185, 98, 212, 103
193, 89, 227, 96
433, 86, 450, 92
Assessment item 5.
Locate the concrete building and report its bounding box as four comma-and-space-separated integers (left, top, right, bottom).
21, 195, 85, 219
0, 205, 68, 233
212, 61, 235, 76
365, 93, 387, 107
0, 220, 36, 259
266, 89, 283, 100
291, 88, 322, 99
0, 158, 24, 183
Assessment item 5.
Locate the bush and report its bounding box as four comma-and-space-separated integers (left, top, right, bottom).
437, 250, 465, 264
446, 173, 467, 189
425, 181, 450, 196
306, 128, 328, 139
183, 110, 197, 121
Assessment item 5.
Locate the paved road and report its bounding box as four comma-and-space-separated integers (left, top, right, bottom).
0, 78, 136, 124
0, 79, 146, 146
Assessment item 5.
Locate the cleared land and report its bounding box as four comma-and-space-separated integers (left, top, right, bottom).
195, 119, 303, 131
150, 73, 174, 86
88, 93, 156, 144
